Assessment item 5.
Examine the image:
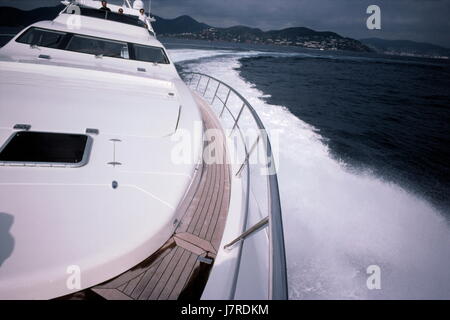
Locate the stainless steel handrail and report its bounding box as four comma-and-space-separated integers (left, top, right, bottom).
223, 216, 269, 250
184, 72, 288, 300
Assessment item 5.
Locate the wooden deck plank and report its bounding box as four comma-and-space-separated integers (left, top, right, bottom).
202, 161, 226, 241
195, 163, 221, 237
168, 254, 199, 300
157, 250, 193, 300
178, 162, 212, 234
130, 246, 177, 299
146, 247, 185, 300
123, 273, 143, 297
91, 288, 132, 300
187, 161, 217, 235
209, 165, 231, 251
117, 282, 128, 292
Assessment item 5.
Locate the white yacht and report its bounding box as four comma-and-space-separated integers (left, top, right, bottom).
0, 0, 287, 300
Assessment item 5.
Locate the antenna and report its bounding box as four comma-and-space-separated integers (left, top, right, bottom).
123, 0, 132, 8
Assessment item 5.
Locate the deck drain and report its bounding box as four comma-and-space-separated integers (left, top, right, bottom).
197, 256, 213, 264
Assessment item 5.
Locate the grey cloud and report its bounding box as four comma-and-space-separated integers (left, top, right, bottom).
1, 0, 449, 47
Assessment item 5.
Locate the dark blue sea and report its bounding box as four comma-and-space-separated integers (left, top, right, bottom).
164, 38, 450, 298
162, 38, 450, 213
237, 52, 450, 212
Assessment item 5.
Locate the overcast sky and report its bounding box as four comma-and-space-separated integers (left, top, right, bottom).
1, 0, 450, 47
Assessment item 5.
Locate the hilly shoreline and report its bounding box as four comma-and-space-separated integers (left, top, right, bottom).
1, 5, 449, 58
0, 5, 370, 52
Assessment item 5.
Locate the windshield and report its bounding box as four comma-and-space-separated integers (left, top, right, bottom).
16, 27, 169, 64
18, 28, 66, 48
132, 43, 169, 64
66, 35, 129, 58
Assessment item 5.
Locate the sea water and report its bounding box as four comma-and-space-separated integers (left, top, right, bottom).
164, 38, 450, 299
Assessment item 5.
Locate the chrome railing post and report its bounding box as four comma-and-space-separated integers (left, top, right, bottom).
219, 89, 231, 118
203, 77, 211, 96
195, 75, 202, 90
229, 103, 246, 137
224, 216, 269, 251
188, 74, 195, 85
211, 82, 221, 105
235, 135, 260, 177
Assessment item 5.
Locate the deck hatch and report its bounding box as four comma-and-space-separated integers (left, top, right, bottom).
0, 131, 92, 167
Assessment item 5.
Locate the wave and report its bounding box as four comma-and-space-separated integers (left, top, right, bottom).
169, 48, 450, 299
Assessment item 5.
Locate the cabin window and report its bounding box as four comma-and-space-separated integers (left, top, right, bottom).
15, 27, 169, 65
16, 27, 67, 49
0, 131, 91, 166
131, 44, 169, 64
66, 35, 129, 59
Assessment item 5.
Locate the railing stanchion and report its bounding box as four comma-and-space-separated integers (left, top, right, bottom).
224, 217, 269, 250
211, 82, 221, 105
195, 75, 202, 90
219, 89, 231, 118
203, 78, 211, 96
235, 135, 260, 177
229, 103, 246, 137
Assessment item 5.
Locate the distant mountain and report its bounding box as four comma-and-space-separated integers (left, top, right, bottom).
152, 15, 210, 34
157, 19, 371, 52
150, 16, 370, 52
361, 38, 450, 58
0, 5, 209, 35
266, 27, 339, 39
0, 5, 370, 52
0, 5, 64, 27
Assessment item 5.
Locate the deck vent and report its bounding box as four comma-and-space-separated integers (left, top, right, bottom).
13, 124, 31, 131
197, 256, 213, 265
107, 139, 122, 167
38, 54, 51, 60
86, 128, 99, 135
137, 67, 146, 72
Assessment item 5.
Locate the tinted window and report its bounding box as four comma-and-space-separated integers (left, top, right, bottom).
77, 6, 108, 19
66, 35, 129, 58
0, 131, 90, 165
66, 6, 146, 28
15, 27, 168, 65
16, 28, 66, 48
106, 11, 146, 27
132, 44, 169, 64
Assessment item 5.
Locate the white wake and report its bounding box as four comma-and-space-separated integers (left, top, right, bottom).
168, 48, 450, 299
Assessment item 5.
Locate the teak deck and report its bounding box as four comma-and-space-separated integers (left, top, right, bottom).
89, 94, 231, 300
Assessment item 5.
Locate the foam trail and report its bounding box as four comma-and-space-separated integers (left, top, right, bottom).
167, 49, 235, 63
170, 49, 450, 299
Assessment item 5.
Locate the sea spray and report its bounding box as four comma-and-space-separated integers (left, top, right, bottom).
168, 48, 450, 299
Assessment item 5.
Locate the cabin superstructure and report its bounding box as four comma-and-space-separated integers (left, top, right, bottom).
0, 0, 288, 300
